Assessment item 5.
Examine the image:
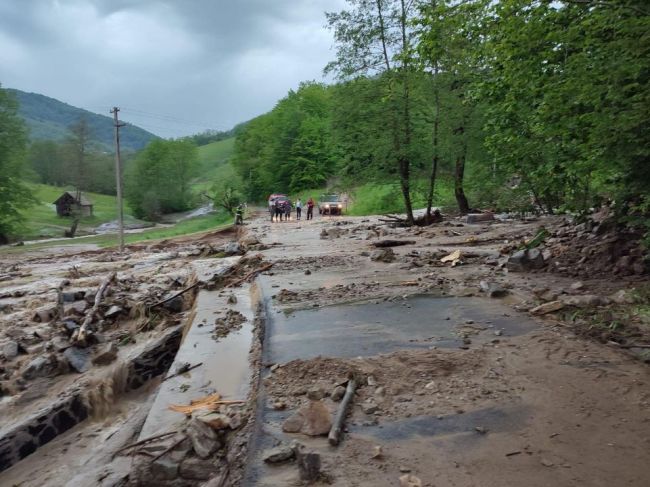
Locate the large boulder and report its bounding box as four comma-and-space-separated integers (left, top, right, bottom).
370, 248, 396, 263
507, 249, 545, 272
282, 400, 332, 436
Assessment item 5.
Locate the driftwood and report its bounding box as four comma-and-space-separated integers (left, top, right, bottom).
149, 282, 199, 310
328, 378, 357, 446
55, 280, 66, 319
372, 239, 416, 248
72, 271, 116, 346
114, 430, 177, 456
227, 263, 273, 288
150, 434, 188, 462
162, 362, 203, 382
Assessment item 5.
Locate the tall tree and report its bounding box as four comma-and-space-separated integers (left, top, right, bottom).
326, 0, 418, 224
0, 85, 35, 242
65, 116, 94, 199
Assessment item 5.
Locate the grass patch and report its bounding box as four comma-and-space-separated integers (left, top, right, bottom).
17, 183, 141, 240
2, 212, 233, 253
346, 179, 456, 216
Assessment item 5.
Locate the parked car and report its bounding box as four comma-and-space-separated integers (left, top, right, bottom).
268, 193, 287, 216
318, 194, 344, 215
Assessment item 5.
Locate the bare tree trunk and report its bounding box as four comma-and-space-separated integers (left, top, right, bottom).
376, 0, 391, 71
399, 0, 414, 225
454, 153, 470, 215
426, 67, 441, 218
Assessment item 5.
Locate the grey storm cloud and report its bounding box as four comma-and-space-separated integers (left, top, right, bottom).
0, 0, 347, 137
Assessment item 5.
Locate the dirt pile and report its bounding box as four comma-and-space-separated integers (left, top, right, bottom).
521, 216, 647, 278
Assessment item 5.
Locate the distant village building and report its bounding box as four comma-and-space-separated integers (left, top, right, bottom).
53, 191, 94, 217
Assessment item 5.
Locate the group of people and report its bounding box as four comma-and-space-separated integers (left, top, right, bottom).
270, 196, 315, 222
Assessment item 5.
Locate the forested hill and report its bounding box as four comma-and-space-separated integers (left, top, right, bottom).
7, 88, 157, 151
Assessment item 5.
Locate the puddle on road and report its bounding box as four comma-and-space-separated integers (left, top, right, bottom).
266, 295, 536, 364
353, 405, 529, 441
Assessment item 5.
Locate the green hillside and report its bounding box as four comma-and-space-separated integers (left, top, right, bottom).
8, 88, 157, 151
193, 137, 236, 192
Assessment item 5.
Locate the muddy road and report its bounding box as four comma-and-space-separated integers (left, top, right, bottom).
0, 211, 648, 486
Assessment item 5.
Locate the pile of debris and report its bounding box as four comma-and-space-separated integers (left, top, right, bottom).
125, 392, 248, 484
505, 212, 647, 278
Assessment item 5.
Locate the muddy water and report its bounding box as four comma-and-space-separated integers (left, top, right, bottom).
139, 286, 254, 439
265, 294, 536, 364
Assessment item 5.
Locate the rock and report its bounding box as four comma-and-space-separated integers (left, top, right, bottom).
610, 289, 635, 305
570, 281, 584, 291
240, 235, 260, 247
479, 281, 508, 298
187, 418, 220, 459
296, 446, 321, 482
367, 375, 377, 386
362, 401, 379, 415
179, 456, 219, 480
370, 248, 395, 263
22, 355, 58, 380
62, 319, 80, 334
66, 300, 88, 316
151, 456, 179, 480
272, 400, 287, 410
307, 386, 325, 401
304, 269, 312, 275
223, 242, 243, 256
530, 300, 565, 315
371, 445, 383, 459
561, 294, 607, 307
282, 401, 332, 436
33, 307, 56, 323
320, 228, 345, 239
2, 341, 19, 360
263, 445, 295, 463
507, 249, 545, 272
104, 305, 123, 319
374, 386, 386, 397
331, 385, 346, 402
162, 294, 184, 313
64, 346, 92, 373
466, 213, 494, 224
227, 294, 237, 304
399, 474, 422, 487
51, 336, 71, 352
197, 413, 231, 431
92, 343, 119, 365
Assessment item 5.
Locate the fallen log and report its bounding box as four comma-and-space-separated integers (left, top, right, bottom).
227, 263, 273, 288
149, 282, 199, 310
328, 377, 357, 446
372, 239, 416, 248
162, 362, 203, 382
114, 430, 178, 457
72, 271, 116, 346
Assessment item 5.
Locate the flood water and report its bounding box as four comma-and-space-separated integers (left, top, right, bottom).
139, 288, 254, 439
265, 295, 537, 364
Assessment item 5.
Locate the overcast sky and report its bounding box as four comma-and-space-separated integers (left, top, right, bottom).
0, 0, 346, 138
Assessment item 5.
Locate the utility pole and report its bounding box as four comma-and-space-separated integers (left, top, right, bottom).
111, 107, 126, 252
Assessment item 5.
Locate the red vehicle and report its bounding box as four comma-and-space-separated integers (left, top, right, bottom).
268, 194, 287, 216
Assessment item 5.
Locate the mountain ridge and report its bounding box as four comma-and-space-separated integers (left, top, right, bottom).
7, 88, 158, 151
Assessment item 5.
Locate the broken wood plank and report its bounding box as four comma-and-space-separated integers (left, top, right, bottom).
328, 378, 357, 446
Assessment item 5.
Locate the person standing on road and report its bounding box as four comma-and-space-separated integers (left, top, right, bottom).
295, 198, 302, 220
283, 199, 292, 221
306, 197, 315, 220
274, 199, 283, 222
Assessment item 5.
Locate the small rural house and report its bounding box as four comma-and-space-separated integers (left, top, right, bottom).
53, 191, 94, 217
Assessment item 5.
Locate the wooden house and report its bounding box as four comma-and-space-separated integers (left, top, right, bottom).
53, 191, 94, 217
